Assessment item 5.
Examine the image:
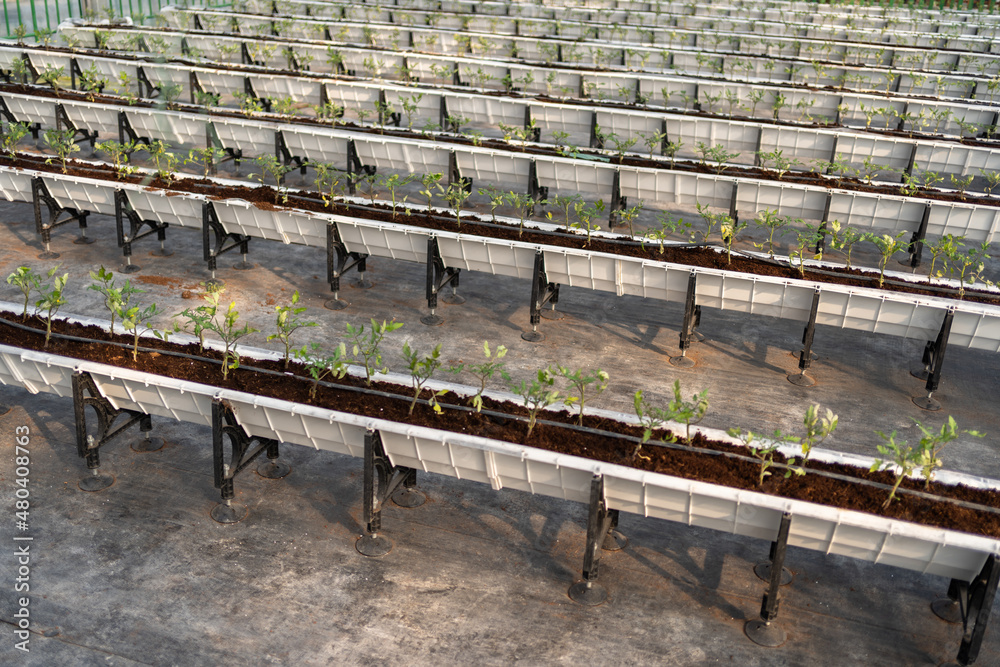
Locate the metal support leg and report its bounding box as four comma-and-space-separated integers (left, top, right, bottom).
788, 289, 821, 387
745, 512, 792, 647
568, 475, 626, 606
753, 529, 794, 586
32, 177, 89, 260
902, 204, 931, 269
130, 414, 165, 453
73, 371, 151, 492
609, 169, 627, 228
202, 202, 251, 288
938, 556, 1000, 666
324, 222, 369, 310
391, 467, 426, 508
115, 190, 170, 273
421, 237, 462, 326
257, 440, 291, 479
357, 430, 418, 557
211, 399, 276, 523
670, 273, 700, 367
913, 309, 953, 411
522, 251, 559, 342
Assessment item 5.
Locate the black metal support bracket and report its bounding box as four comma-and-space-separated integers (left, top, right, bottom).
202, 201, 251, 286
745, 512, 793, 647
73, 370, 152, 491
211, 398, 276, 523
913, 308, 953, 411
356, 429, 423, 557
275, 131, 307, 180
207, 122, 242, 175
244, 77, 272, 113
523, 106, 541, 141
377, 89, 402, 127
568, 475, 626, 606
670, 273, 702, 367
608, 169, 627, 228
136, 66, 161, 100
421, 237, 462, 325
904, 204, 932, 269
188, 70, 204, 104
0, 97, 40, 139
939, 555, 1000, 666
324, 222, 369, 310
115, 190, 170, 273
31, 177, 90, 258
589, 111, 604, 148
815, 193, 834, 254
528, 160, 548, 202
241, 41, 266, 67
118, 110, 150, 150
788, 289, 821, 387
447, 151, 472, 191
55, 103, 98, 148
522, 251, 559, 342
346, 139, 376, 195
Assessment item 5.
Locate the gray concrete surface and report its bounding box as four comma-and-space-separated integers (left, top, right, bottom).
1, 157, 999, 666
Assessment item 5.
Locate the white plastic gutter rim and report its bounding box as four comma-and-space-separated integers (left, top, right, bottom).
1, 302, 999, 581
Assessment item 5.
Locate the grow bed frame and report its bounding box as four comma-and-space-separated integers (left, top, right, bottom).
0, 303, 997, 663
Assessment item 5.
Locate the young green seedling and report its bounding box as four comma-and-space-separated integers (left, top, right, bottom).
753, 209, 792, 257
252, 154, 293, 203
177, 284, 223, 353
402, 342, 450, 415
419, 173, 444, 210
119, 299, 163, 361
295, 342, 350, 400
43, 128, 80, 173
923, 234, 963, 279
96, 140, 139, 179
508, 367, 560, 439
557, 366, 609, 426
867, 231, 909, 288
570, 200, 606, 246
34, 267, 68, 347
728, 428, 782, 487
1, 121, 29, 159
668, 380, 709, 443
785, 404, 838, 476
143, 139, 178, 182
266, 290, 317, 369
477, 186, 507, 223
6, 266, 42, 318
184, 147, 227, 178
346, 318, 404, 385
462, 341, 507, 412
506, 191, 544, 237
870, 429, 919, 509
443, 182, 472, 224
911, 416, 984, 489
379, 173, 416, 218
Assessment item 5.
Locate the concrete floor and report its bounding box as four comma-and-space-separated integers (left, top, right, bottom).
1, 155, 1000, 665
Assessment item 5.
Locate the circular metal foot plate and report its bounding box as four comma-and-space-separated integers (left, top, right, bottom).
356, 534, 393, 557
910, 368, 930, 381
753, 562, 793, 585
789, 350, 818, 360
324, 298, 350, 311
150, 248, 174, 257
521, 331, 545, 342
38, 251, 60, 260
568, 581, 608, 606
121, 264, 141, 274
540, 309, 565, 321
669, 355, 695, 368
130, 435, 165, 453
601, 530, 628, 552
787, 373, 816, 387
73, 235, 95, 245
913, 396, 942, 411
257, 460, 291, 479
744, 619, 787, 647
79, 473, 115, 492
211, 502, 248, 524
350, 278, 374, 290
233, 261, 253, 271
931, 598, 962, 624
391, 487, 427, 508
420, 314, 445, 326
442, 293, 466, 305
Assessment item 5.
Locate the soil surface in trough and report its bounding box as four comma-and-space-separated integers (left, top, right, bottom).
15, 153, 1000, 306
3, 312, 1000, 539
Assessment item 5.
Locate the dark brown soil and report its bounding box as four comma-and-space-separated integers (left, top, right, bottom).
3, 312, 1000, 540
15, 153, 1000, 306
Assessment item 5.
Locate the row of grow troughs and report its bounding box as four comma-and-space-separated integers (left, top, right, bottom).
0, 0, 999, 661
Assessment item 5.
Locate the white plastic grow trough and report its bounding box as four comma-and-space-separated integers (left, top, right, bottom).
1, 332, 998, 582
212, 199, 328, 247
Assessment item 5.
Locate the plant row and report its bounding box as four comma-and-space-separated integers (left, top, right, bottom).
3, 264, 984, 513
